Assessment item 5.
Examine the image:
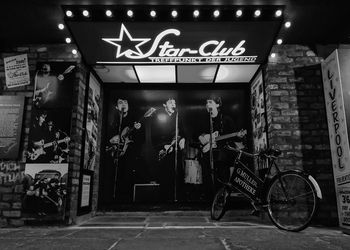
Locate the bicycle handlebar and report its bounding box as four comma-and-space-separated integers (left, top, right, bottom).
224, 145, 281, 159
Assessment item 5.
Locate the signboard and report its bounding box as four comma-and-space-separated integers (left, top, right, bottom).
229, 162, 263, 199
0, 96, 25, 159
81, 174, 91, 207
322, 49, 350, 230
4, 54, 30, 88
67, 21, 281, 65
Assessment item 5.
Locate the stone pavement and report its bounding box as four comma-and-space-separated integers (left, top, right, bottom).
0, 211, 349, 250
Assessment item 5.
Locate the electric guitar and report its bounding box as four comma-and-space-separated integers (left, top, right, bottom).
199, 129, 247, 153
28, 137, 70, 161
158, 136, 182, 161
107, 107, 157, 157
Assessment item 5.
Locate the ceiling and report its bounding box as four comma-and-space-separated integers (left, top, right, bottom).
0, 0, 349, 48
0, 0, 349, 84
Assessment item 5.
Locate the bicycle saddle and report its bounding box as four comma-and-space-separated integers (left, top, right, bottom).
261, 148, 281, 157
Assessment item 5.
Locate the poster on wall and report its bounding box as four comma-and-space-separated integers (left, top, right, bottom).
250, 71, 268, 172
4, 54, 30, 88
0, 96, 25, 159
33, 62, 76, 109
322, 49, 350, 231
83, 75, 101, 171
101, 88, 249, 204
22, 163, 68, 218
23, 61, 75, 219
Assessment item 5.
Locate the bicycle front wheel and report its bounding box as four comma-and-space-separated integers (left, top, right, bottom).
211, 187, 229, 221
266, 171, 318, 232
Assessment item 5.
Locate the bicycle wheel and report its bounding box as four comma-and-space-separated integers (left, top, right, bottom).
266, 171, 318, 232
211, 186, 229, 220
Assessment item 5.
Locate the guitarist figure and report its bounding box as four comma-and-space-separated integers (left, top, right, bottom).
199, 97, 244, 199
108, 98, 142, 201
152, 98, 185, 202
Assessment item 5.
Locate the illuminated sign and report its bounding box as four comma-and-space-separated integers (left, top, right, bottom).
101, 24, 256, 64
67, 21, 281, 65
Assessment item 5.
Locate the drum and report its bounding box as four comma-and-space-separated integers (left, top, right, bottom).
184, 159, 202, 184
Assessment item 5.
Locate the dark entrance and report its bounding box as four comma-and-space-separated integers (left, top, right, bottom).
99, 84, 251, 209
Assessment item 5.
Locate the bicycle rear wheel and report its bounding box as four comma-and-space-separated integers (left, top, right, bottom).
211, 186, 229, 220
266, 171, 318, 232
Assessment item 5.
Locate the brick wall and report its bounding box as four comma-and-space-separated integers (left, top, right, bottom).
0, 44, 96, 226
265, 45, 338, 225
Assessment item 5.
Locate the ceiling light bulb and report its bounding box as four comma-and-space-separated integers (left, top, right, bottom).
171, 10, 178, 18
193, 10, 199, 18
150, 10, 156, 17
277, 39, 283, 45
271, 53, 276, 58
236, 9, 243, 17
82, 10, 89, 17
106, 10, 112, 17
58, 23, 64, 30
285, 21, 291, 28
65, 37, 71, 44
127, 10, 133, 17
66, 10, 73, 17
72, 49, 77, 55
254, 10, 261, 17
275, 10, 282, 17
213, 10, 220, 18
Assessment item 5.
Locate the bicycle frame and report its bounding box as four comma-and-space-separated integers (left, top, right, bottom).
226, 146, 286, 205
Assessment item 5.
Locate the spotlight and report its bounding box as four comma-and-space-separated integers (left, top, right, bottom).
106, 10, 112, 17
65, 37, 71, 44
72, 49, 77, 55
171, 10, 178, 18
150, 10, 156, 18
275, 10, 282, 17
127, 10, 133, 17
66, 10, 73, 17
271, 53, 276, 58
193, 10, 200, 18
277, 39, 283, 45
254, 9, 261, 17
213, 10, 220, 18
285, 21, 291, 28
82, 10, 89, 17
58, 23, 64, 30
236, 9, 243, 17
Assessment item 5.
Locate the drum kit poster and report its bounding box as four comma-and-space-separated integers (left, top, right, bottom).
23, 62, 75, 219
102, 88, 250, 203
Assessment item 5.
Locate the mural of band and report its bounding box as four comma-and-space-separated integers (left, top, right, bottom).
23, 62, 75, 219
101, 88, 250, 204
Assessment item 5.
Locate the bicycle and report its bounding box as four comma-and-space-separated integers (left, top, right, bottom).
210, 146, 323, 232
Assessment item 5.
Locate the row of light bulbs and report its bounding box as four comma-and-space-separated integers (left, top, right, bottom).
60, 8, 291, 54
65, 8, 284, 19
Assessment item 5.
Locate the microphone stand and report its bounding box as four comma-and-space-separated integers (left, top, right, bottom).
113, 110, 123, 199
209, 110, 215, 192
174, 110, 178, 202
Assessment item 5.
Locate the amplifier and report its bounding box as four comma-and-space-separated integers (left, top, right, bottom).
133, 183, 160, 202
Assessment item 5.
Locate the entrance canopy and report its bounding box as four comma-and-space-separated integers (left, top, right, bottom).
65, 5, 283, 83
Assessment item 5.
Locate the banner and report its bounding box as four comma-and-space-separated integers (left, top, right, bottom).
322, 49, 350, 230
0, 96, 25, 159
23, 62, 75, 220
4, 54, 30, 88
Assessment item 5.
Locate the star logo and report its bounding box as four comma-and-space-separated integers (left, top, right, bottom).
102, 24, 151, 58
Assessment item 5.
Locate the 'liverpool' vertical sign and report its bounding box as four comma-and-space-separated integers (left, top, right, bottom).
322, 49, 350, 232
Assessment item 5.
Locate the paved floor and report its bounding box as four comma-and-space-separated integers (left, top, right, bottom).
0, 212, 349, 250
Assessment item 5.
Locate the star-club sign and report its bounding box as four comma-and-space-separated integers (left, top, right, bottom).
102, 24, 150, 58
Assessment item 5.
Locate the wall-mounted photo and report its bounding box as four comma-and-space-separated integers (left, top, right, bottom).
26, 108, 71, 164
33, 62, 76, 109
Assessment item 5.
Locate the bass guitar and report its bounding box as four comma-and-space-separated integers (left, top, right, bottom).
158, 136, 182, 161
199, 129, 247, 153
